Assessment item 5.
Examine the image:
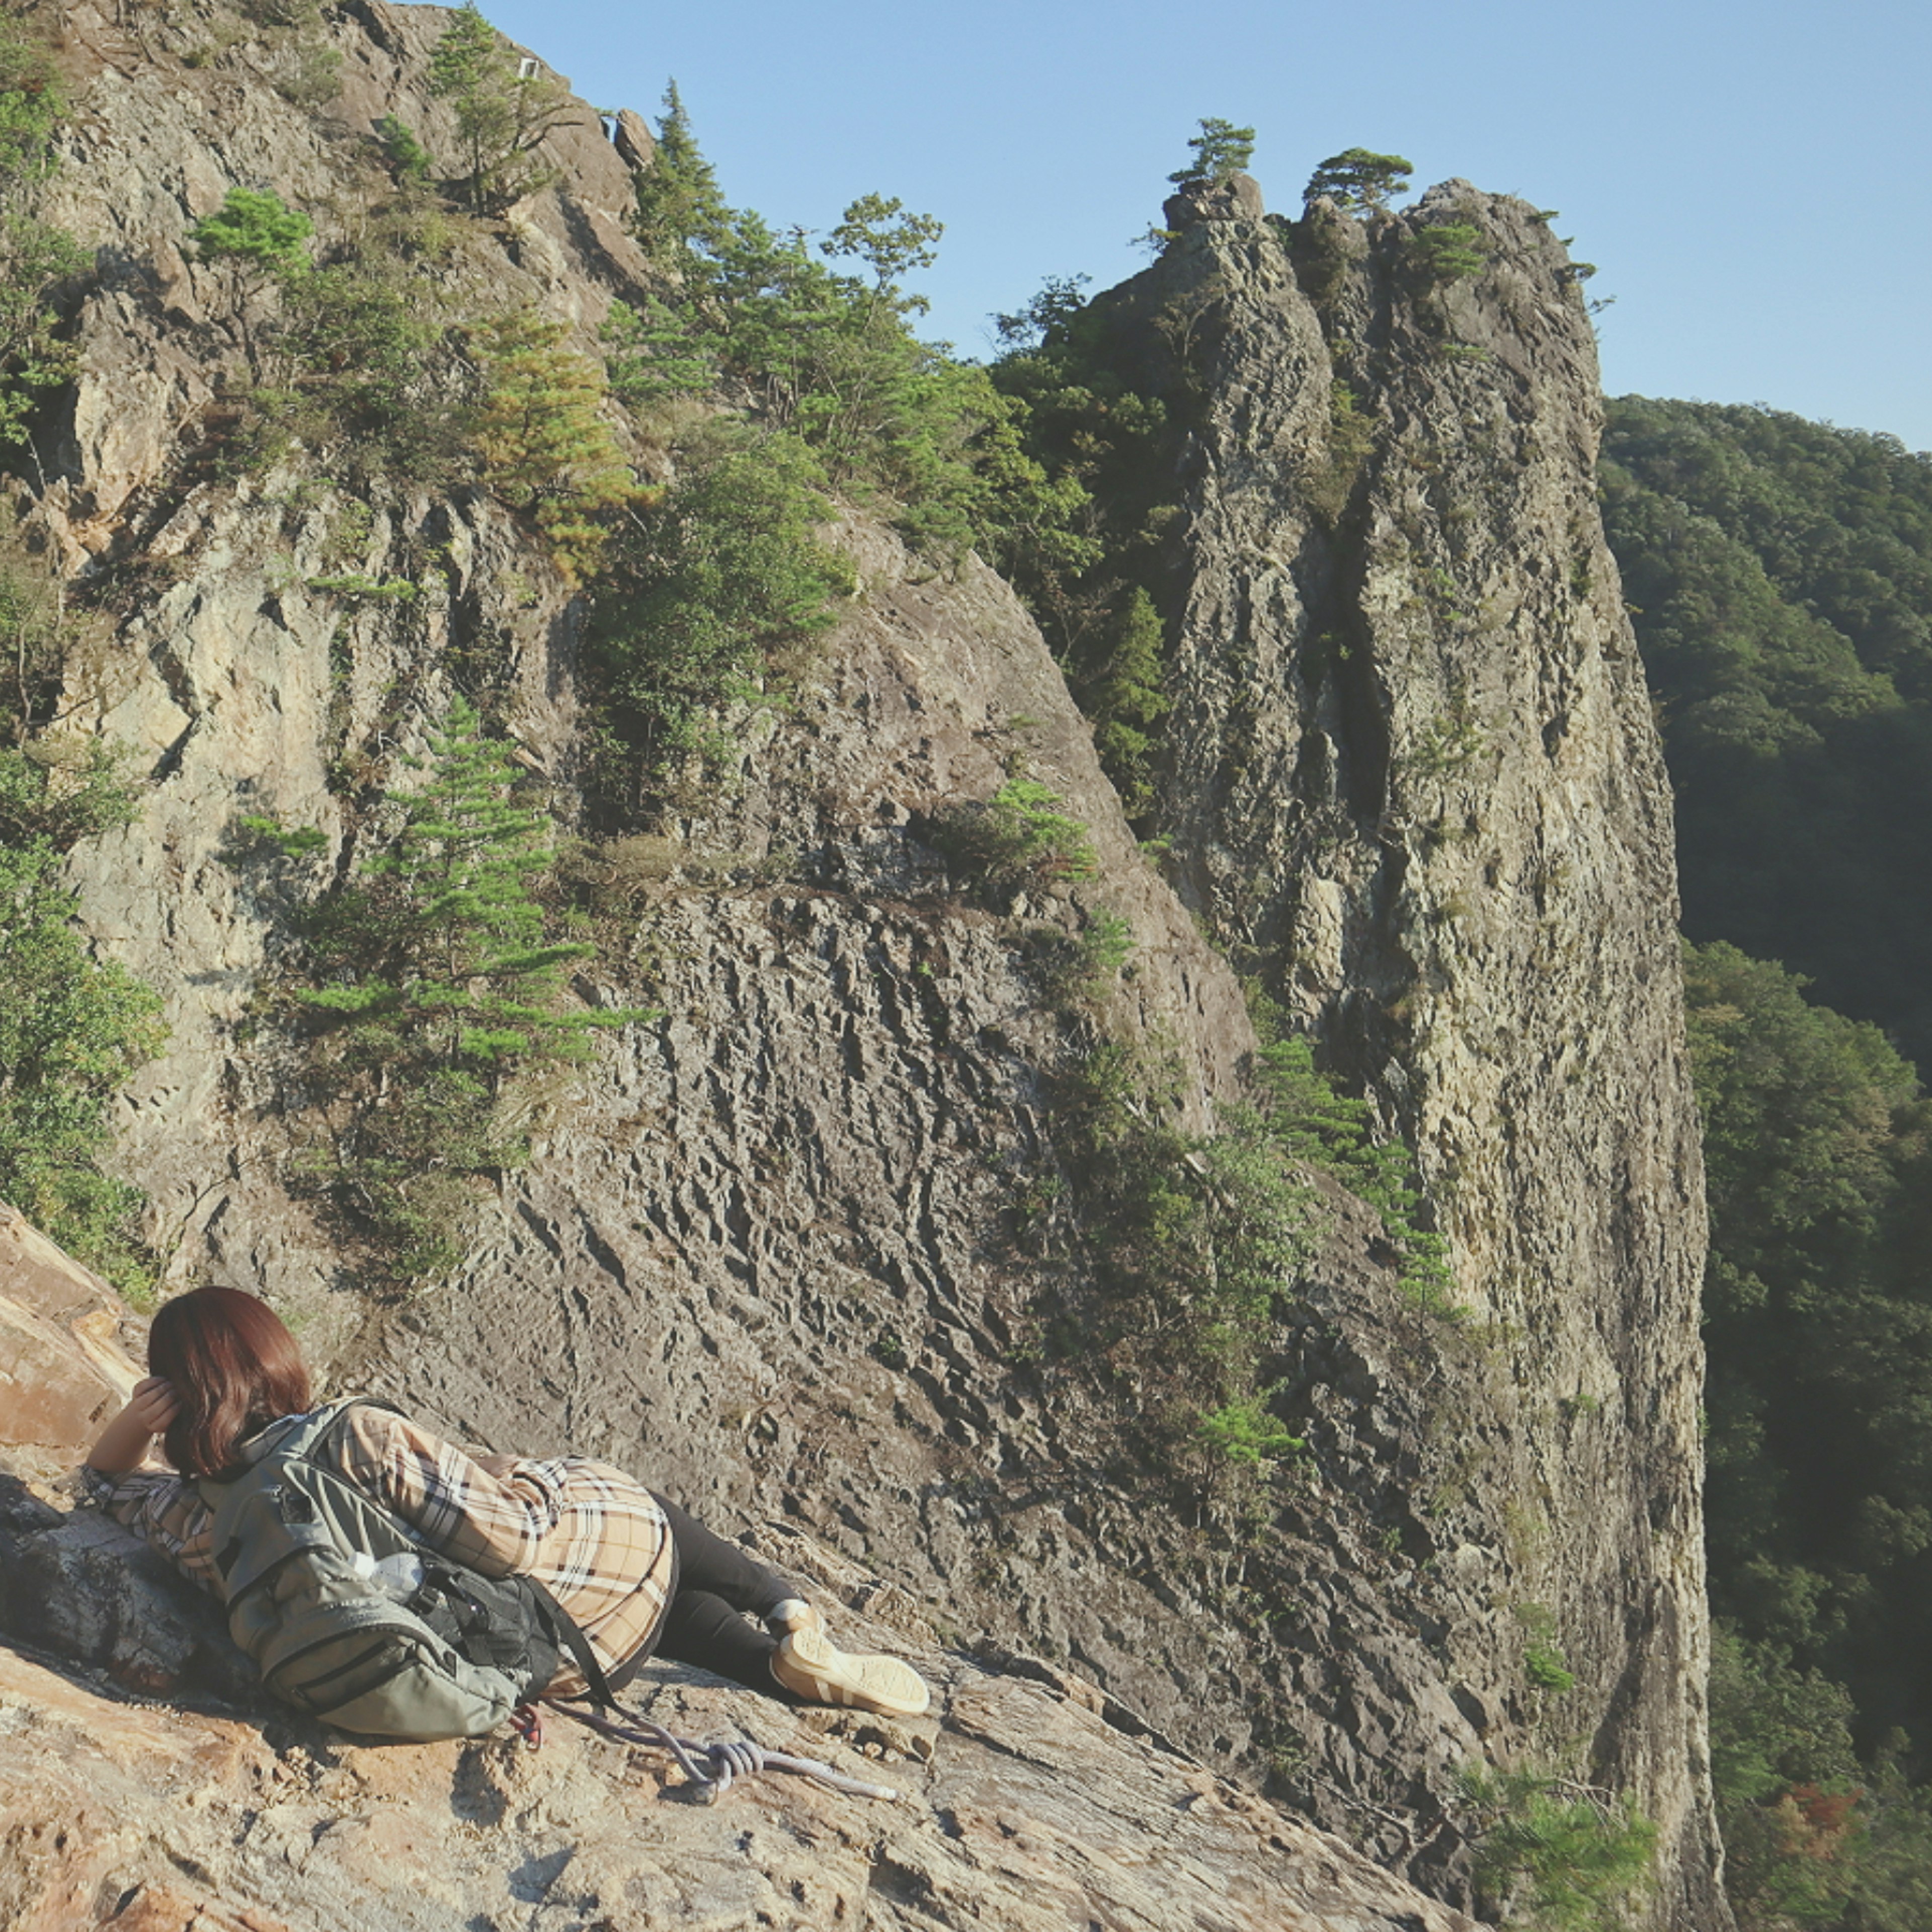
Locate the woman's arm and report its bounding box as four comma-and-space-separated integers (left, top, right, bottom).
75, 1378, 219, 1592
85, 1377, 181, 1474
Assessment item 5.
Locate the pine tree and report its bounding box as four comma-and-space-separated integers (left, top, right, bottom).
630, 79, 731, 272
187, 188, 313, 364
427, 3, 573, 214
1089, 586, 1170, 819
293, 698, 650, 1274
1168, 117, 1256, 186
302, 697, 604, 1065
1304, 148, 1413, 215
471, 309, 640, 583
0, 841, 165, 1288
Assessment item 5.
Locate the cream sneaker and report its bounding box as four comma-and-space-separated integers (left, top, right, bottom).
766, 1600, 930, 1717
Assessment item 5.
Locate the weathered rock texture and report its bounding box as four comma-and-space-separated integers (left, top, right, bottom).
1074, 189, 1723, 1923
5, 3, 1722, 1925
0, 1228, 1486, 1932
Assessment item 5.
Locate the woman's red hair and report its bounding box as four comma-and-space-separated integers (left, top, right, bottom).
147, 1286, 312, 1476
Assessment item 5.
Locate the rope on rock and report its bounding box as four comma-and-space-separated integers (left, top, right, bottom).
534, 1698, 901, 1804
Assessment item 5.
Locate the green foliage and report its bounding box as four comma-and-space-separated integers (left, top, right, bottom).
933, 776, 1097, 904
255, 229, 465, 485
1043, 1040, 1314, 1468
602, 294, 715, 409
1021, 905, 1136, 1013
986, 275, 1177, 691
374, 115, 433, 186
427, 3, 573, 214
629, 80, 731, 270
1524, 1645, 1576, 1694
1030, 987, 1453, 1501
470, 309, 640, 582
1247, 999, 1454, 1313
1459, 1765, 1657, 1930
0, 518, 79, 734
234, 811, 328, 859
304, 573, 416, 602
1601, 396, 1932, 1071
277, 698, 651, 1279
1194, 1394, 1303, 1466
0, 839, 165, 1292
1089, 587, 1170, 820
1303, 148, 1414, 214
0, 21, 84, 452
618, 92, 1054, 568
1709, 1625, 1870, 1928
1684, 940, 1932, 1750
189, 186, 314, 285
1517, 1605, 1577, 1694
587, 425, 850, 780
1168, 117, 1256, 186
1411, 220, 1488, 284
0, 741, 139, 849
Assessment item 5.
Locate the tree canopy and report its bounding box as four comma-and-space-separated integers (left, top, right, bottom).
1603, 398, 1932, 1072
1168, 117, 1256, 186
1304, 148, 1413, 213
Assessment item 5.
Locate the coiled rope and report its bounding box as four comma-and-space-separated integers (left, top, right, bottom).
530, 1698, 902, 1804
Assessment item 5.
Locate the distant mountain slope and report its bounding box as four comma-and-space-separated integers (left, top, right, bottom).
1601, 397, 1932, 1071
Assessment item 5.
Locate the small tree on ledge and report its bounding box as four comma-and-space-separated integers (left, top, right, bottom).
1304, 148, 1414, 215
1168, 117, 1256, 187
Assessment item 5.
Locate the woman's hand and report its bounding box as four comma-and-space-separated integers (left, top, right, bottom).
86, 1376, 181, 1476
127, 1376, 181, 1434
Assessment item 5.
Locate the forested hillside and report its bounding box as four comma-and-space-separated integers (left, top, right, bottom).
1602, 400, 1932, 1071
1603, 404, 1932, 1928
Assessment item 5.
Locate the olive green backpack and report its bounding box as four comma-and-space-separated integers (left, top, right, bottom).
198, 1399, 596, 1740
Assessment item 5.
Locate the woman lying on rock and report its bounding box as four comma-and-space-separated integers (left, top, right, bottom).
79, 1284, 928, 1732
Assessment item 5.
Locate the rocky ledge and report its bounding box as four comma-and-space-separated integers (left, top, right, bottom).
0, 1214, 1481, 1932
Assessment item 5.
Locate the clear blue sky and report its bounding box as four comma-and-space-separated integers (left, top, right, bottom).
478, 0, 1932, 451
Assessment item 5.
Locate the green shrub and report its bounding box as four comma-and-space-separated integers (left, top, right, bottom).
933, 777, 1097, 904
1518, 1607, 1577, 1694
0, 20, 84, 451
1193, 1394, 1303, 1466
1247, 999, 1455, 1313
1411, 221, 1488, 285
1460, 1765, 1657, 1930
587, 424, 851, 782
1022, 905, 1135, 1013
1089, 588, 1169, 820
0, 839, 165, 1291
0, 742, 139, 849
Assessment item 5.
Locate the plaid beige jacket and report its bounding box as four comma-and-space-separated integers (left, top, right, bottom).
78, 1403, 674, 1698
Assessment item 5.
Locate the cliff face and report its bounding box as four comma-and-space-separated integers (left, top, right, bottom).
1086, 184, 1721, 1922
5, 5, 1722, 1926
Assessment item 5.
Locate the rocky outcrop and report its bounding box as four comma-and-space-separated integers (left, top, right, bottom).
1076, 186, 1723, 1923
0, 1221, 1485, 1932
8, 3, 1722, 1925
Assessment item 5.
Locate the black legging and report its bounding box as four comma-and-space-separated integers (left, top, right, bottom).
645, 1493, 797, 1695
